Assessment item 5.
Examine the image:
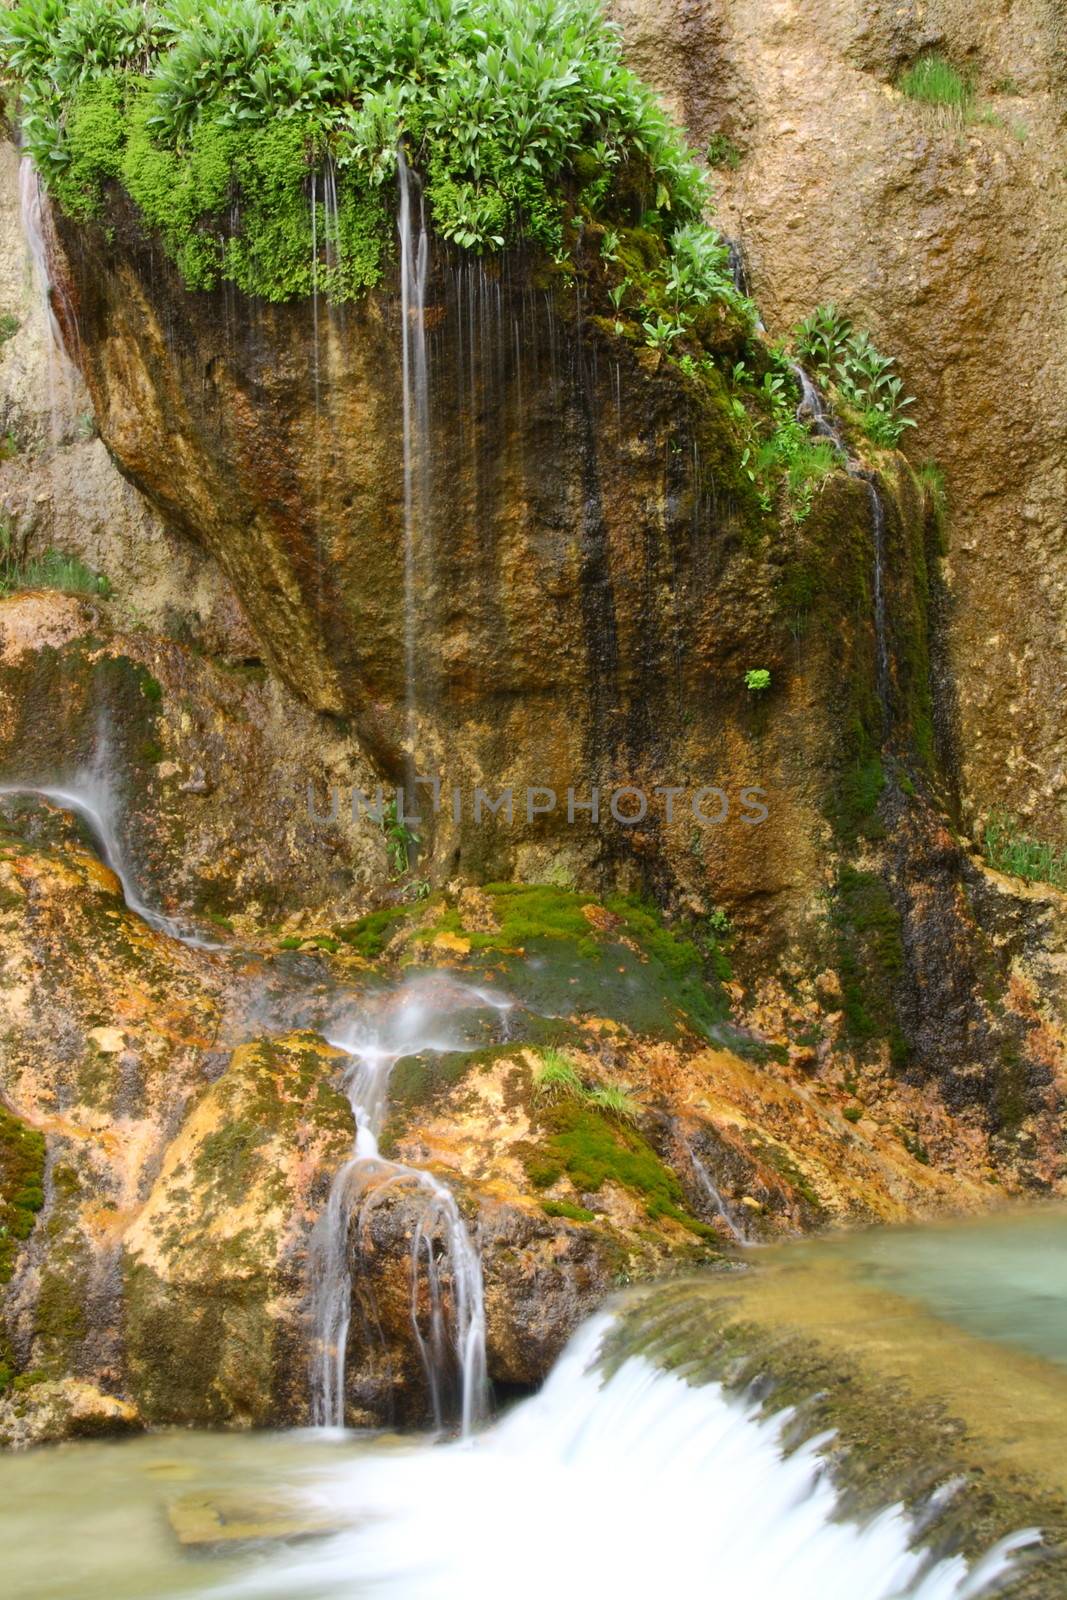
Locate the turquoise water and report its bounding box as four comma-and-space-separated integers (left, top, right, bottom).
836, 1204, 1067, 1368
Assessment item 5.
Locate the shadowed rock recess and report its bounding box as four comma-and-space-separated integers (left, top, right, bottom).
0, 0, 1063, 1465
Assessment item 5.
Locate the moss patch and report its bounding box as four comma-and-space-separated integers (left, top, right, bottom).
834, 866, 909, 1068
0, 1107, 45, 1288
412, 885, 729, 1040
526, 1100, 715, 1240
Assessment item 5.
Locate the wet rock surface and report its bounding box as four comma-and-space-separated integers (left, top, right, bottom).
613, 0, 1067, 846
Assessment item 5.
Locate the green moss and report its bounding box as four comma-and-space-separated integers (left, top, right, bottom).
49, 73, 125, 221
527, 1101, 715, 1239
542, 1198, 596, 1223
706, 132, 743, 170
335, 905, 410, 959
834, 866, 909, 1068
193, 1119, 269, 1205
387, 1047, 497, 1112
8, 1, 713, 304
0, 1107, 46, 1287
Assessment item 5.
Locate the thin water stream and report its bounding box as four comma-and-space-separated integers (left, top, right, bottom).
0, 777, 224, 951
308, 974, 502, 1435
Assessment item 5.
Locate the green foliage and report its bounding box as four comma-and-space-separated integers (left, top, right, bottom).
381, 798, 418, 876
916, 460, 948, 551
534, 1048, 640, 1123
982, 812, 1067, 889
0, 522, 111, 597
794, 304, 916, 448
0, 312, 20, 343
586, 1084, 641, 1124
731, 354, 839, 523
744, 667, 771, 694
534, 1047, 585, 1102
842, 1104, 862, 1123
898, 54, 974, 112
2, 0, 712, 298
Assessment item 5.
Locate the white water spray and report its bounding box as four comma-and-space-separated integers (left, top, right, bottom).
19, 156, 64, 353
18, 155, 79, 438
309, 975, 501, 1433
215, 1312, 1037, 1600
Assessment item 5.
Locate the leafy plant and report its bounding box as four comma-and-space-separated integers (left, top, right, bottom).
982, 812, 1067, 889
641, 312, 686, 350
794, 305, 916, 448
381, 797, 418, 876
0, 0, 714, 296
744, 668, 771, 694
0, 313, 20, 344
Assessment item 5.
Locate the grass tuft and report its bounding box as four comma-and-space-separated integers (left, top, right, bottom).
0, 524, 111, 598
982, 812, 1067, 889
898, 55, 974, 112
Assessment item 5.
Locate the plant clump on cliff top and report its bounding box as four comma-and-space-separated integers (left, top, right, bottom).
0, 0, 714, 301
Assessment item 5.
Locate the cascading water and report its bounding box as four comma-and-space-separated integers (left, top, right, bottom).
206, 1312, 1036, 1600
19, 155, 64, 354
397, 149, 430, 761
18, 153, 79, 437
308, 975, 502, 1434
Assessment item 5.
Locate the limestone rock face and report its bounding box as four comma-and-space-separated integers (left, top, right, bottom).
612, 0, 1067, 845
0, 1379, 140, 1451
2, 817, 1042, 1438
44, 183, 906, 937
0, 590, 388, 922
121, 1034, 355, 1427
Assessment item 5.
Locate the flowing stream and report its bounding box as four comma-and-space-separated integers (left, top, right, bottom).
0, 1239, 1050, 1599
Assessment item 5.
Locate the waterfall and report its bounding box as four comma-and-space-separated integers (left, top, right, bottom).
397, 149, 430, 757
210, 1312, 1037, 1600
791, 361, 848, 451
18, 154, 79, 439
19, 156, 65, 354
308, 975, 499, 1434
